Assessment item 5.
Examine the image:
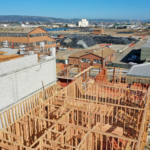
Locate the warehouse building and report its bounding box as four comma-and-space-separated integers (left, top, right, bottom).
140, 40, 150, 61
127, 63, 150, 78
93, 28, 104, 34
0, 27, 56, 50
69, 47, 116, 67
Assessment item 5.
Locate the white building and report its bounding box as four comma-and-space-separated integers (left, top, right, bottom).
78, 19, 89, 27
52, 24, 60, 28
0, 24, 8, 27
67, 24, 77, 27
25, 22, 30, 25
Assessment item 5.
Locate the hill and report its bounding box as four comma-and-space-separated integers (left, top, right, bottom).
0, 15, 147, 23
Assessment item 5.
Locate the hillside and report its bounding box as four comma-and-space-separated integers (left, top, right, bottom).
0, 15, 146, 23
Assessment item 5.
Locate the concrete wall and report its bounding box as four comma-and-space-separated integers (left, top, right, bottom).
0, 54, 38, 76
0, 56, 56, 111
140, 47, 150, 61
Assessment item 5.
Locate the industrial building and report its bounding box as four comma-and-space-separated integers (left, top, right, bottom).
0, 27, 56, 50
127, 63, 150, 78
0, 67, 149, 150
140, 40, 150, 61
77, 19, 89, 27
69, 47, 116, 67
93, 28, 104, 34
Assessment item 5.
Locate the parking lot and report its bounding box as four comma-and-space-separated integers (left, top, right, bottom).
112, 40, 147, 64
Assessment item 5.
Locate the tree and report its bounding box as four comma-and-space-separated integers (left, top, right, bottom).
64, 24, 68, 28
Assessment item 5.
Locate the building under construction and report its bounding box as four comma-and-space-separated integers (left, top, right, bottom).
0, 67, 150, 150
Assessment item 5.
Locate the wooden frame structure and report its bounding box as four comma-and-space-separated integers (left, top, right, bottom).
0, 67, 150, 150
57, 65, 93, 80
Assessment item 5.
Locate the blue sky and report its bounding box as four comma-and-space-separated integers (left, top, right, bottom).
0, 0, 149, 20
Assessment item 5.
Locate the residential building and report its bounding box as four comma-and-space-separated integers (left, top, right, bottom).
78, 19, 89, 27
69, 47, 116, 67
0, 27, 56, 50
0, 67, 149, 150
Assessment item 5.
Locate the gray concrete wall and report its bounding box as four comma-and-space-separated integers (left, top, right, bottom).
0, 56, 56, 111
0, 54, 38, 76
141, 47, 150, 61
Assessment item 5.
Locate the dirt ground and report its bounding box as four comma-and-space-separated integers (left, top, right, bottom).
104, 29, 150, 37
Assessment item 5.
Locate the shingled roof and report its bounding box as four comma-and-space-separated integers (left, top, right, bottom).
69, 47, 115, 58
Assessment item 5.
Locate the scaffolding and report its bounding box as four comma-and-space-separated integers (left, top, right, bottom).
0, 68, 150, 150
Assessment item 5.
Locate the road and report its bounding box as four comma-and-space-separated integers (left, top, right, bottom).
112, 40, 147, 64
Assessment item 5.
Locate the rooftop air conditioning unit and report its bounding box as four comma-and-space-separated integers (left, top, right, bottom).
40, 42, 45, 48
28, 51, 34, 55
50, 47, 56, 57
20, 45, 25, 54
3, 40, 8, 48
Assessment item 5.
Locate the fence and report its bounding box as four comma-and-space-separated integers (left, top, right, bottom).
106, 62, 132, 69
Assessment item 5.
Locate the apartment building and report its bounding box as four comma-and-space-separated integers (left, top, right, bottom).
0, 27, 56, 50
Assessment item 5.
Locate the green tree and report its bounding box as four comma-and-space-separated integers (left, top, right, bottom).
64, 24, 68, 28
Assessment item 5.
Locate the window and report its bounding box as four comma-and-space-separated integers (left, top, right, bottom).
30, 43, 33, 46
81, 58, 89, 63
106, 57, 109, 62
36, 42, 40, 46
93, 59, 102, 64
48, 41, 52, 45
29, 33, 47, 37
22, 34, 28, 37
44, 40, 47, 44
111, 53, 115, 58
48, 41, 56, 44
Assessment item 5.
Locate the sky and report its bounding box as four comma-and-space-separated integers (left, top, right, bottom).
0, 0, 149, 20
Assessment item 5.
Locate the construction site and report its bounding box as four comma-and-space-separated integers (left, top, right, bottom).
0, 66, 149, 150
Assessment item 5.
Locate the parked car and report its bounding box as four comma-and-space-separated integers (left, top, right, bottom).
59, 47, 67, 50
131, 55, 139, 59
128, 58, 136, 62
128, 57, 140, 63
